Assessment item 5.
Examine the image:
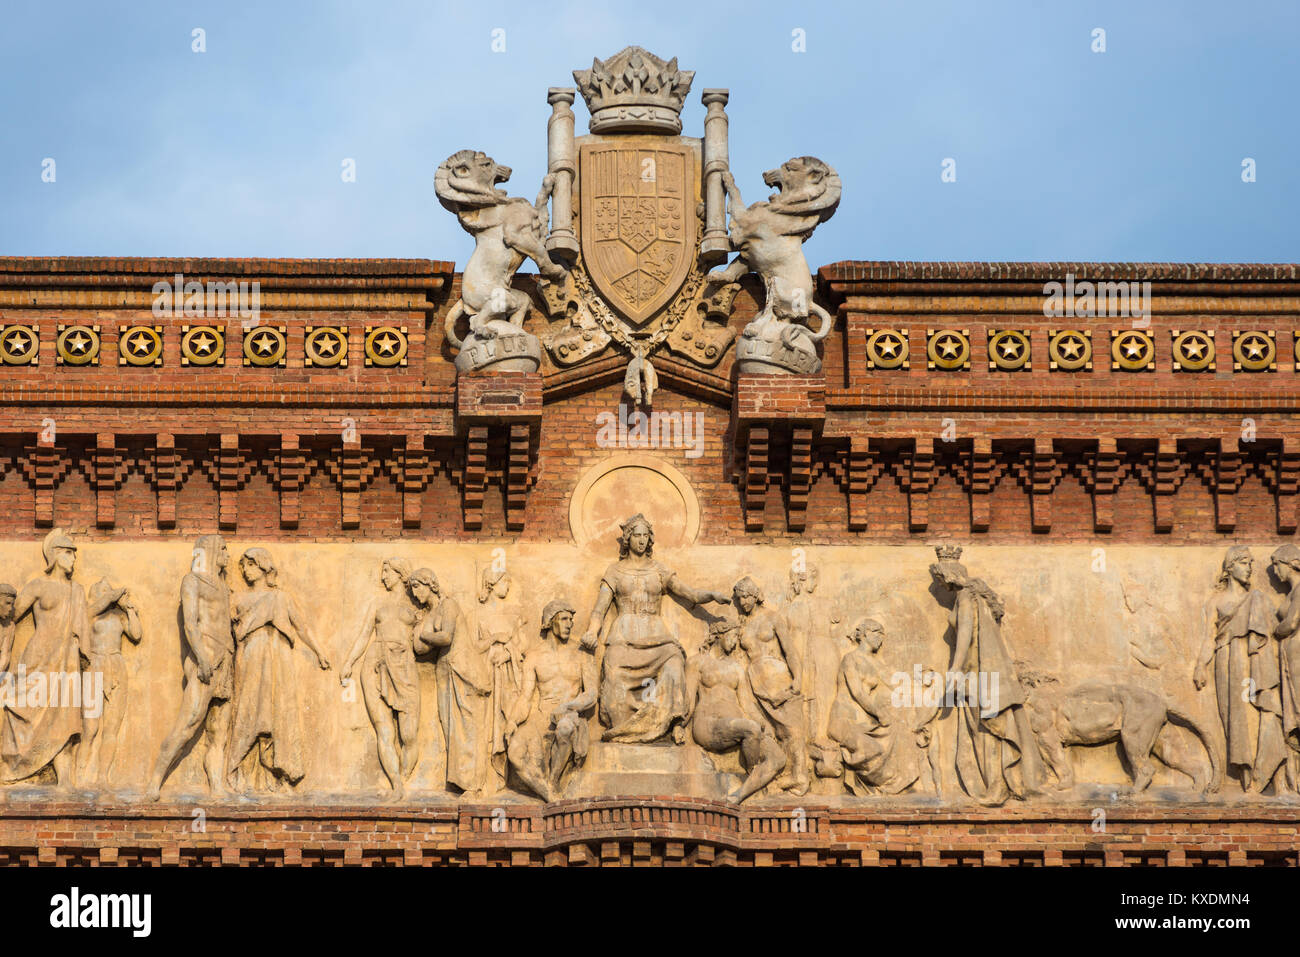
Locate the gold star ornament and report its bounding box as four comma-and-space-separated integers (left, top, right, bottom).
1233, 330, 1275, 372
1048, 329, 1092, 371
117, 325, 164, 366
987, 330, 1031, 371
926, 329, 971, 371
365, 326, 408, 367
56, 325, 101, 366
1171, 330, 1215, 372
305, 327, 348, 367
181, 325, 226, 366
242, 326, 287, 367
1111, 330, 1155, 371
865, 329, 909, 370
0, 324, 40, 366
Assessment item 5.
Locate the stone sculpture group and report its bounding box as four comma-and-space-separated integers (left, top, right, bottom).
1, 524, 1296, 805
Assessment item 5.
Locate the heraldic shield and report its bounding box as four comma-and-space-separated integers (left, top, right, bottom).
579, 141, 697, 326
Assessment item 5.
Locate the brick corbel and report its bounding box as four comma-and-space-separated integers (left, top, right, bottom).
742, 427, 770, 532
731, 374, 826, 534
960, 437, 1005, 533
1132, 439, 1189, 533
398, 435, 430, 530
275, 434, 307, 530
898, 438, 937, 532
209, 435, 252, 531
844, 436, 886, 531
787, 427, 814, 533
336, 442, 381, 530
455, 372, 543, 532
1012, 438, 1063, 532
1153, 440, 1189, 533
151, 434, 179, 529
20, 438, 71, 528
1269, 438, 1300, 534
1210, 439, 1246, 533
1081, 438, 1125, 532
91, 433, 128, 529
505, 424, 535, 532
463, 426, 489, 531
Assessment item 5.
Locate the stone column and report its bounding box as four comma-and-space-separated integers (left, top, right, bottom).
545, 87, 579, 262
700, 88, 731, 265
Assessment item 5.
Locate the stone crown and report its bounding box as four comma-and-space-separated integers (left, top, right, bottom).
573, 46, 694, 134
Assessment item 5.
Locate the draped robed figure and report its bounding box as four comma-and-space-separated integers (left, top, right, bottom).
2, 530, 88, 784
930, 547, 1043, 806
226, 548, 331, 791
580, 515, 730, 744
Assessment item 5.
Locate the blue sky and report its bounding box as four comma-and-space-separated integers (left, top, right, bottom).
2, 0, 1295, 265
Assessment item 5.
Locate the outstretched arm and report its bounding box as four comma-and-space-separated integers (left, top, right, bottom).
287, 597, 331, 670
340, 598, 378, 680
1193, 599, 1216, 689
562, 651, 599, 716
666, 574, 729, 609
579, 583, 614, 651
123, 601, 142, 645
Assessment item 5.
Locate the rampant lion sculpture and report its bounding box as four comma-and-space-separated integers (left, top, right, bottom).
709, 156, 841, 374
435, 150, 568, 371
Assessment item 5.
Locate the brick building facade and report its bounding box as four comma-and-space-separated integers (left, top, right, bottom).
0, 256, 1297, 866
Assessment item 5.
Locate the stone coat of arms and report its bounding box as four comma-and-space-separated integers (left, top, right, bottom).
437, 46, 841, 403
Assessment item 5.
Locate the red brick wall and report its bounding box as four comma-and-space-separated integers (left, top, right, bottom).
2, 258, 1296, 545
1, 800, 1293, 867
2, 257, 1298, 867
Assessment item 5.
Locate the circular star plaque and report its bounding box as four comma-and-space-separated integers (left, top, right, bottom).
926, 329, 970, 370
181, 325, 225, 366
1233, 331, 1275, 372
305, 326, 348, 367
865, 329, 908, 369
1171, 330, 1214, 372
0, 325, 40, 366
56, 325, 100, 366
118, 326, 163, 366
1048, 330, 1091, 371
243, 326, 288, 367
987, 329, 1031, 371
1111, 330, 1155, 371
365, 326, 408, 367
